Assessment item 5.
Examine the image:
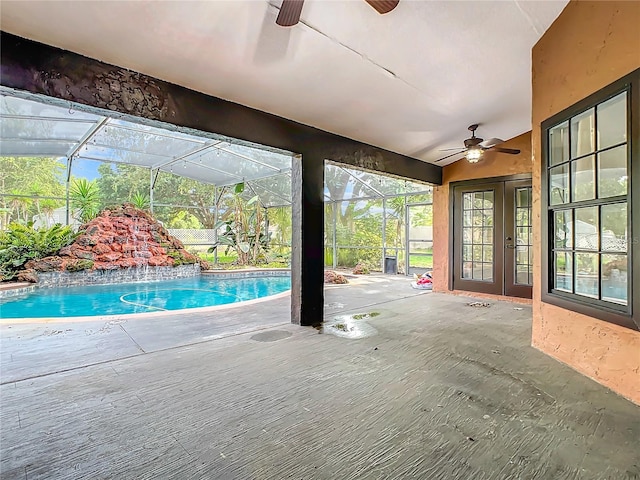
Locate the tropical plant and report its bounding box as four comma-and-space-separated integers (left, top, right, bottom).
130, 191, 150, 210
0, 222, 76, 281
70, 178, 101, 223
207, 183, 270, 265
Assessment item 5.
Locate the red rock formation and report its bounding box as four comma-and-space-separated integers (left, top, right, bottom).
26, 204, 199, 274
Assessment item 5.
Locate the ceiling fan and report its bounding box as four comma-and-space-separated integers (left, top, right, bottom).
436, 124, 521, 163
276, 0, 399, 27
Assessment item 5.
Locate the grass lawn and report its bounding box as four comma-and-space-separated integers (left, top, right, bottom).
409, 254, 433, 268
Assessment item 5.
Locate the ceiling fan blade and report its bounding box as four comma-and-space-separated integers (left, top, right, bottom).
276, 0, 304, 26
439, 147, 465, 152
492, 147, 521, 155
364, 0, 399, 14
481, 137, 504, 148
435, 150, 466, 162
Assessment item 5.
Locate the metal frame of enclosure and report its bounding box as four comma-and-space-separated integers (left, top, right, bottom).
1, 90, 433, 274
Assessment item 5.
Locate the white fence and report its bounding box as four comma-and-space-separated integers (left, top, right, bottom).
167, 229, 217, 245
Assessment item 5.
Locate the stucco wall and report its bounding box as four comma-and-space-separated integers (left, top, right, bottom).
432, 131, 532, 293
531, 1, 640, 404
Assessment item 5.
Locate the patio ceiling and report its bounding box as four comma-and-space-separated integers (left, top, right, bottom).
0, 1, 568, 166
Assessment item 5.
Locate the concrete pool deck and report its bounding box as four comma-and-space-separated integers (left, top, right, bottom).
1, 275, 638, 479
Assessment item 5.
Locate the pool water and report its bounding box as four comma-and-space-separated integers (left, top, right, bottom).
0, 276, 291, 319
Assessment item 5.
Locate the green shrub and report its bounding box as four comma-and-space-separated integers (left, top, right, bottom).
167, 249, 197, 266
0, 223, 76, 281
65, 259, 94, 272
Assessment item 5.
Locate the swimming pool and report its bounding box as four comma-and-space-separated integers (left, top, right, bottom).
0, 275, 291, 319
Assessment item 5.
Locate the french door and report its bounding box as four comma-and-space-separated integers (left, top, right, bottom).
452, 177, 533, 298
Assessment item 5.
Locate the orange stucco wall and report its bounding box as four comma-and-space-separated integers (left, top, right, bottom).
432, 131, 532, 293
531, 1, 640, 404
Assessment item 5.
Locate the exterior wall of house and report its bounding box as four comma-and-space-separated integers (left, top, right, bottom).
531, 1, 640, 404
432, 131, 532, 293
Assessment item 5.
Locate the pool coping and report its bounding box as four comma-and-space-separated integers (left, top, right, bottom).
0, 269, 292, 324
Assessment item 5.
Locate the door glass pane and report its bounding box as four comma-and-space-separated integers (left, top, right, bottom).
462, 259, 472, 279
463, 193, 472, 210
549, 164, 569, 205
483, 191, 494, 208
515, 246, 531, 286
575, 253, 599, 298
516, 270, 529, 285
463, 209, 472, 227
571, 108, 595, 158
601, 203, 627, 252
482, 210, 493, 226
516, 207, 529, 226
571, 155, 595, 202
516, 187, 530, 207
598, 145, 627, 198
516, 227, 529, 244
549, 121, 569, 166
463, 227, 472, 244
473, 191, 484, 208
482, 264, 493, 281
597, 92, 627, 149
461, 190, 494, 283
514, 187, 532, 286
601, 254, 627, 305
555, 252, 573, 292
574, 206, 598, 251
472, 209, 483, 226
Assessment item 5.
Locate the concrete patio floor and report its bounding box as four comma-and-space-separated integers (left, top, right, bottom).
1, 275, 638, 479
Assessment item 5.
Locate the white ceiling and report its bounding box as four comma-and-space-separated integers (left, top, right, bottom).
0, 0, 568, 165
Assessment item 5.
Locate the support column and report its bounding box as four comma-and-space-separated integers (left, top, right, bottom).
65, 156, 73, 225
213, 186, 219, 264
149, 169, 155, 214
291, 153, 324, 326
332, 201, 337, 269
382, 197, 387, 272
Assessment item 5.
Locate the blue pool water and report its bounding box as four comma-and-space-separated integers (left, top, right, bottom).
0, 276, 291, 319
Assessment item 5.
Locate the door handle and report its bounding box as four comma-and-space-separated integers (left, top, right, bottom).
505, 236, 515, 249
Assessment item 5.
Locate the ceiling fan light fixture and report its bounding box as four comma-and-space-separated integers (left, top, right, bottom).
466, 147, 483, 163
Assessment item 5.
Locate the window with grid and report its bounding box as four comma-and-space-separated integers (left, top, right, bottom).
543, 71, 638, 330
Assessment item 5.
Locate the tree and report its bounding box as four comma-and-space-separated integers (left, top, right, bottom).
0, 157, 66, 228
94, 164, 218, 228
